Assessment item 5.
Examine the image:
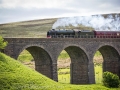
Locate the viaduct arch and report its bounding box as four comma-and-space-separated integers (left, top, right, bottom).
3, 38, 120, 84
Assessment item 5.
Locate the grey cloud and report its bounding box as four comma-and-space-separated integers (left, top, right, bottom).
0, 0, 2, 3
65, 0, 120, 10
104, 0, 120, 6
0, 7, 78, 16
0, 0, 120, 24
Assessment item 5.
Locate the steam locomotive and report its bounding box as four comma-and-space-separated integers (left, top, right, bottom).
47, 29, 120, 38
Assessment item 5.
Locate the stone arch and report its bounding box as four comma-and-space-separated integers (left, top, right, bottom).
17, 45, 53, 79
94, 45, 120, 77
58, 45, 89, 84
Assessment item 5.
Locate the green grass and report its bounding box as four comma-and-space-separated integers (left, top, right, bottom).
94, 51, 102, 57
17, 50, 33, 62
58, 74, 70, 84
0, 52, 60, 90
58, 50, 69, 59
58, 68, 70, 84
58, 65, 103, 84
95, 65, 103, 84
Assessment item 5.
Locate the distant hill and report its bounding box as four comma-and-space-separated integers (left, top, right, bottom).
0, 18, 57, 38
0, 13, 120, 38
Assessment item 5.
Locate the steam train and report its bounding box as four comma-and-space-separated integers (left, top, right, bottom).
47, 29, 120, 38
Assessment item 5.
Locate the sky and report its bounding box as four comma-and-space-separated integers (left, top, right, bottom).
0, 0, 120, 24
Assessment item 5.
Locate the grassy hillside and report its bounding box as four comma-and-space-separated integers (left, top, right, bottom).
0, 52, 120, 90
0, 52, 60, 90
0, 18, 57, 38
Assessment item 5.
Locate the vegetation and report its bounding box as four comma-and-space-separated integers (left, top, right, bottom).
58, 50, 69, 60
94, 65, 103, 84
0, 52, 65, 90
0, 19, 57, 38
0, 36, 7, 50
1, 52, 119, 90
17, 50, 33, 62
58, 64, 103, 84
103, 71, 120, 88
58, 68, 70, 84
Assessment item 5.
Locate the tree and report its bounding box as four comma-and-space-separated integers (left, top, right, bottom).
0, 36, 8, 50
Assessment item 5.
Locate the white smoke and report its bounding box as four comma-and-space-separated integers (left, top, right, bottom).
52, 14, 120, 31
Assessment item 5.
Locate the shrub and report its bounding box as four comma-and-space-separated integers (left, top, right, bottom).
102, 71, 120, 88
0, 36, 8, 50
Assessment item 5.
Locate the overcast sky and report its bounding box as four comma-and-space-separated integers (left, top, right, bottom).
0, 0, 120, 24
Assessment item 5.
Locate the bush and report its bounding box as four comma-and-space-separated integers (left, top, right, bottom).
103, 71, 120, 88
0, 36, 8, 50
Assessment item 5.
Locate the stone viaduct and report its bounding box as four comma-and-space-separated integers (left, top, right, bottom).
3, 38, 120, 84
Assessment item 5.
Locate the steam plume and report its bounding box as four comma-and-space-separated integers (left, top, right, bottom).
52, 14, 120, 31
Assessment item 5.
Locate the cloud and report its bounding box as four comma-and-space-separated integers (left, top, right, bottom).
66, 0, 120, 12
0, 0, 69, 8
1, 0, 119, 9
0, 0, 120, 24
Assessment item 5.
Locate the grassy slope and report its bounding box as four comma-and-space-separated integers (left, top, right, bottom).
0, 18, 57, 38
0, 52, 119, 90
0, 52, 59, 90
